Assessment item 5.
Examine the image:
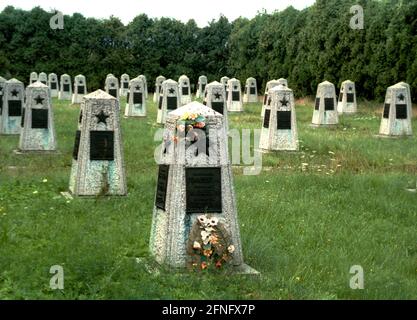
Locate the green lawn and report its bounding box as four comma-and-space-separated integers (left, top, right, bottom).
0, 96, 416, 300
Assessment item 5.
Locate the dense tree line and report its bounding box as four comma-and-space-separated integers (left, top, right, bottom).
0, 0, 416, 100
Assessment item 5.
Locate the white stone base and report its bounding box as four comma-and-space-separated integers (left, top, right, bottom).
228, 102, 244, 112
14, 149, 58, 155
243, 95, 258, 103
71, 94, 85, 104
337, 102, 357, 114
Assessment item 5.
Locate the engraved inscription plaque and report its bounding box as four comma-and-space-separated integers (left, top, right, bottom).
31, 109, 48, 129
277, 111, 291, 130
324, 98, 334, 111
263, 109, 271, 128
90, 131, 115, 161
8, 100, 22, 116
155, 165, 169, 210
396, 104, 407, 119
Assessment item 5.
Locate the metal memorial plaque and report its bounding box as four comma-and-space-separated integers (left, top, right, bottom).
126, 92, 130, 102
185, 167, 222, 214
90, 131, 115, 161
8, 100, 22, 116
347, 93, 354, 103
396, 104, 407, 119
51, 83, 57, 90
202, 84, 206, 92
263, 109, 271, 128
155, 165, 169, 211
383, 104, 390, 119
158, 96, 163, 110
232, 91, 240, 102
21, 108, 25, 127
324, 98, 334, 111
123, 82, 129, 89
0, 97, 3, 114
108, 89, 117, 98
182, 87, 189, 95
315, 98, 320, 110
250, 87, 256, 95
77, 86, 85, 94
277, 111, 291, 130
211, 102, 224, 115
72, 130, 81, 160
31, 109, 49, 129
63, 84, 70, 92
339, 93, 343, 102
167, 97, 177, 110
133, 92, 143, 104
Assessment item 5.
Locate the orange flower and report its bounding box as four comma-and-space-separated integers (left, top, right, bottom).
215, 261, 222, 269
201, 262, 208, 270
209, 235, 219, 245
203, 249, 213, 257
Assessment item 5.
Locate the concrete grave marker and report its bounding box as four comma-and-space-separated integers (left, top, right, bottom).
337, 80, 357, 114
0, 76, 6, 124
378, 83, 413, 137
30, 72, 38, 84
68, 90, 127, 196
206, 81, 228, 132
157, 79, 180, 124
259, 85, 298, 152
120, 74, 130, 97
311, 81, 339, 127
18, 82, 56, 152
0, 78, 24, 135
243, 77, 258, 103
153, 75, 166, 103
105, 75, 120, 101
220, 76, 230, 100
59, 74, 72, 100
72, 74, 87, 104
261, 79, 287, 117
227, 78, 243, 112
138, 75, 148, 99
125, 77, 146, 117
150, 101, 257, 274
179, 75, 192, 106
38, 72, 48, 85
196, 75, 208, 99
48, 73, 59, 98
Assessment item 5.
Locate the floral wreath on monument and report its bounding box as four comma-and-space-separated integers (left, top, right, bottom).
173, 112, 206, 144
187, 214, 235, 271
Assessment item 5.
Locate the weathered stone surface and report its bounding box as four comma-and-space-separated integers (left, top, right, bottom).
178, 75, 192, 106
69, 90, 127, 196
379, 83, 413, 137
206, 81, 229, 132
220, 76, 230, 100
38, 72, 48, 85
19, 82, 57, 151
120, 74, 130, 97
150, 101, 249, 271
261, 79, 287, 117
196, 75, 208, 99
59, 74, 72, 100
0, 76, 6, 125
105, 75, 120, 101
124, 77, 146, 117
0, 78, 24, 135
30, 72, 38, 84
48, 73, 59, 98
337, 80, 357, 114
138, 75, 148, 99
227, 78, 243, 112
260, 85, 298, 152
72, 74, 87, 104
157, 79, 180, 124
153, 75, 166, 103
243, 77, 258, 103
311, 81, 339, 126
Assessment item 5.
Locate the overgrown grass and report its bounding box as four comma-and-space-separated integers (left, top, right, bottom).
0, 96, 416, 300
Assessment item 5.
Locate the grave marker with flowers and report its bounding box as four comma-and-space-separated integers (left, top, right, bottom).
150, 101, 257, 273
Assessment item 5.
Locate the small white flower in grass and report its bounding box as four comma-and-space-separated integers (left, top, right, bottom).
42, 178, 48, 183
33, 190, 38, 194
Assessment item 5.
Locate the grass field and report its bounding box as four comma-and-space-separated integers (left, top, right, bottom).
0, 95, 416, 300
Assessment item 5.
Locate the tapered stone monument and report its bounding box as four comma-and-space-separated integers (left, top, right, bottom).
138, 75, 148, 99
243, 77, 258, 103
153, 75, 166, 103
311, 81, 339, 127
220, 76, 230, 100
337, 80, 357, 114
120, 74, 130, 97
378, 83, 413, 137
72, 75, 87, 104
227, 78, 243, 112
105, 75, 120, 101
150, 101, 256, 273
261, 79, 287, 117
0, 79, 24, 135
206, 81, 228, 131
157, 79, 180, 125
68, 90, 127, 196
196, 75, 208, 99
48, 73, 59, 98
18, 82, 56, 152
30, 72, 38, 84
38, 72, 48, 85
179, 75, 192, 106
59, 74, 72, 100
259, 85, 298, 152
125, 77, 146, 117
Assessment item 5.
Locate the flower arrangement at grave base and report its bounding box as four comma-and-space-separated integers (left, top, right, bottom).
187, 215, 235, 271
173, 112, 206, 144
